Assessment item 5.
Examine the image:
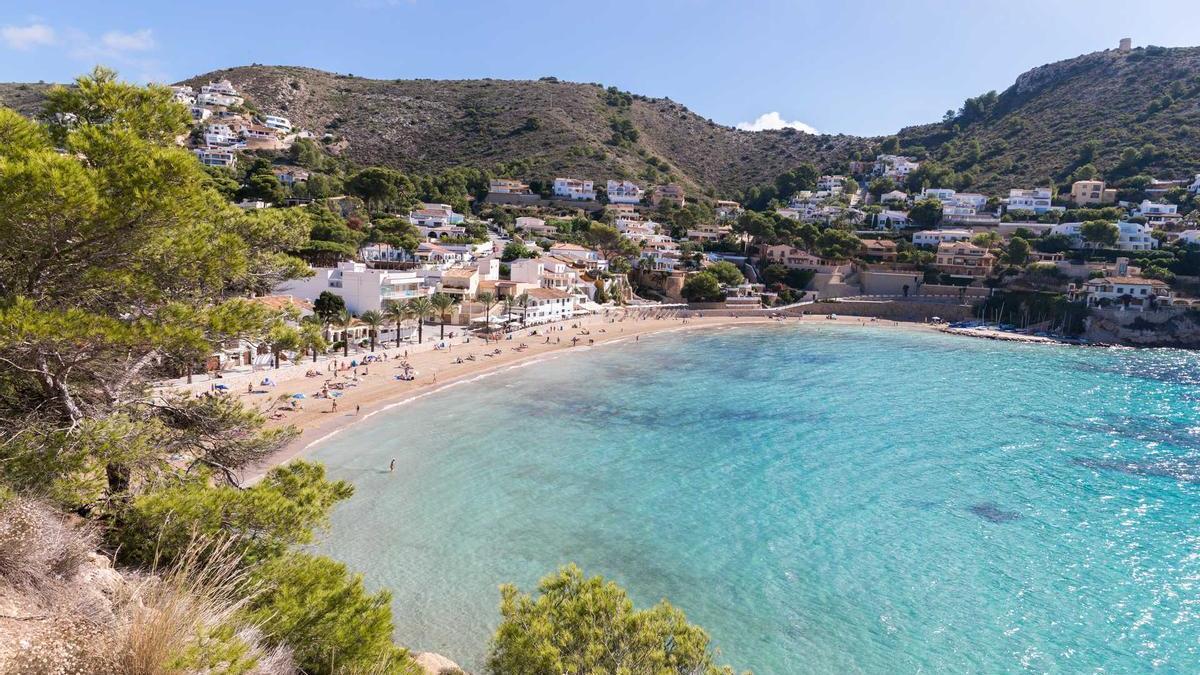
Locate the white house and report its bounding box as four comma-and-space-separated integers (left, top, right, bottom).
196, 91, 244, 108
879, 190, 909, 204
1188, 174, 1200, 194
170, 85, 195, 105
190, 106, 213, 123
548, 243, 608, 271
875, 209, 910, 230
510, 258, 579, 293
553, 178, 596, 201
606, 180, 644, 204
817, 175, 849, 193
715, 200, 742, 221
1175, 230, 1200, 246
521, 287, 575, 324
874, 155, 919, 180
201, 79, 238, 96
204, 123, 239, 146
1133, 200, 1181, 227
1006, 188, 1061, 215
515, 216, 557, 237
913, 229, 973, 247
1077, 276, 1172, 310
1050, 221, 1158, 251
408, 203, 465, 228
193, 147, 237, 168
919, 188, 957, 202
277, 261, 428, 314
261, 115, 292, 133
489, 178, 532, 194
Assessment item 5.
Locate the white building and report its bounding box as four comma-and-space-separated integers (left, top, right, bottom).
190, 106, 213, 123
408, 203, 465, 228
919, 188, 957, 202
196, 91, 244, 108
1077, 275, 1172, 311
515, 216, 557, 237
553, 177, 596, 201
277, 261, 428, 314
874, 155, 920, 180
875, 209, 910, 230
261, 115, 293, 133
1133, 200, 1181, 228
521, 287, 575, 324
1175, 230, 1200, 246
510, 258, 579, 293
1050, 221, 1158, 251
203, 123, 239, 146
913, 229, 973, 247
488, 179, 532, 194
606, 180, 644, 204
879, 190, 909, 203
193, 147, 237, 168
1189, 174, 1200, 194
201, 79, 238, 96
170, 85, 195, 105
1006, 188, 1061, 215
548, 243, 608, 271
817, 175, 849, 193
715, 200, 742, 221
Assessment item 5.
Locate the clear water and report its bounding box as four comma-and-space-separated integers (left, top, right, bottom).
310, 324, 1200, 673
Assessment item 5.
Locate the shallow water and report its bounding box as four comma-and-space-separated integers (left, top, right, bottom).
310, 324, 1200, 672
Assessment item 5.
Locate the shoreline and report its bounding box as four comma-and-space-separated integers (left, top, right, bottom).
224, 313, 936, 482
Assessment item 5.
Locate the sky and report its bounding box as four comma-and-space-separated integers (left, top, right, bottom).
3, 0, 1200, 136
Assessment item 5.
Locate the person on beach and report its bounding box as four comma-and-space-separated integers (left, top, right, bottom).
390, 458, 396, 473
331, 400, 338, 412
355, 404, 360, 415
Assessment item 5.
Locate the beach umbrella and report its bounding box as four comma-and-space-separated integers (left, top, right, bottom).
291, 393, 306, 399
214, 384, 228, 390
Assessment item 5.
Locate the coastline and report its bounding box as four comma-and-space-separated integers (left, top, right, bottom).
210, 312, 935, 482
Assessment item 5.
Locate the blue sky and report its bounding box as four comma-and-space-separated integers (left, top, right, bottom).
3, 0, 1199, 136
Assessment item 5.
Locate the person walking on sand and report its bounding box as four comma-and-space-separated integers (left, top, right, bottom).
390, 458, 396, 473
331, 400, 338, 412
355, 404, 360, 415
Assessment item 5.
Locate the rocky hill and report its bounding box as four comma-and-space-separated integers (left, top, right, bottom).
895, 45, 1200, 193
4, 43, 1200, 197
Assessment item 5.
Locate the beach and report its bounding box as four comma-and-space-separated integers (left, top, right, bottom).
156, 310, 934, 481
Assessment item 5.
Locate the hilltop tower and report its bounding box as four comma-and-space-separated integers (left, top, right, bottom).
1119, 38, 1132, 53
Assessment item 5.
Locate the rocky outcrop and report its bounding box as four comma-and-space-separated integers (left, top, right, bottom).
413, 650, 466, 674
1085, 307, 1200, 347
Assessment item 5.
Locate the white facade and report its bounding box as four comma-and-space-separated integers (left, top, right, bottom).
277, 261, 428, 314
522, 288, 575, 324
606, 180, 644, 204
553, 178, 595, 201
1133, 199, 1181, 227
196, 91, 244, 108
190, 106, 212, 122
193, 147, 237, 167
1006, 188, 1058, 215
1176, 230, 1200, 246
204, 123, 239, 146
874, 155, 919, 180
913, 229, 973, 246
1189, 174, 1200, 194
515, 216, 557, 236
548, 243, 608, 271
201, 79, 238, 95
1050, 221, 1158, 251
261, 115, 293, 133
919, 188, 957, 202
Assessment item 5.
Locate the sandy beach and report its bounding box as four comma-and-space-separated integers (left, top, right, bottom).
157, 310, 935, 481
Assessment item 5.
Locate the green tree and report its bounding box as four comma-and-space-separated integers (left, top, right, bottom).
333, 308, 354, 356
298, 319, 328, 363
706, 260, 745, 286
488, 565, 736, 675
1035, 233, 1074, 254
405, 296, 434, 344
359, 310, 384, 351
384, 300, 409, 348
430, 293, 456, 340
1081, 220, 1120, 248
476, 291, 496, 329
908, 198, 943, 228
313, 291, 347, 325
813, 229, 862, 260
1006, 236, 1031, 265
868, 176, 897, 199
346, 166, 410, 210
247, 553, 410, 674
682, 272, 725, 303
238, 170, 286, 204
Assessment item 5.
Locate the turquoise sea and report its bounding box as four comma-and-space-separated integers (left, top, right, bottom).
310, 324, 1200, 673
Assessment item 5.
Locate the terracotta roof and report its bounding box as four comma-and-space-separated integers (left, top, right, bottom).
1090, 276, 1170, 287
250, 295, 314, 312
441, 267, 477, 279
526, 287, 572, 300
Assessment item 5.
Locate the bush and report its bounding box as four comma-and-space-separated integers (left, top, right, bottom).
246, 552, 414, 674
0, 497, 96, 591
488, 565, 736, 675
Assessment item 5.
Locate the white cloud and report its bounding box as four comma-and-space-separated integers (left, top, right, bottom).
1, 23, 56, 50
735, 111, 818, 134
100, 28, 155, 52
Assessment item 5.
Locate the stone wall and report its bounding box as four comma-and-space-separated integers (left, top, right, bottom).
1086, 306, 1200, 347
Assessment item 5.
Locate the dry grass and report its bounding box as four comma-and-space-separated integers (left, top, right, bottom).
0, 497, 96, 593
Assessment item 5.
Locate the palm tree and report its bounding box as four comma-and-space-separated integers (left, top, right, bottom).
476, 291, 495, 331
406, 296, 434, 344
298, 318, 328, 363
334, 308, 354, 357
516, 291, 530, 327
359, 310, 384, 352
430, 292, 456, 340
384, 300, 407, 348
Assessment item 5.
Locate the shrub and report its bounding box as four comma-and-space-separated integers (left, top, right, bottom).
0, 497, 96, 591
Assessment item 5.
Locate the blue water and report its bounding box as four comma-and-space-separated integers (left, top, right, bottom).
310, 324, 1200, 672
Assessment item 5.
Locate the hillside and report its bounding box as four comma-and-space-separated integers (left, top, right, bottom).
895, 45, 1200, 193
4, 44, 1200, 197
174, 65, 871, 196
